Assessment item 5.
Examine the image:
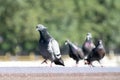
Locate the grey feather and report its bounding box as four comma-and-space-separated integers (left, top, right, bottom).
65, 40, 84, 64
36, 24, 64, 66
82, 33, 95, 57
85, 40, 106, 67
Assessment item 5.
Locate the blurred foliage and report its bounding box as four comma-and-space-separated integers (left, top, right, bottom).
0, 0, 120, 55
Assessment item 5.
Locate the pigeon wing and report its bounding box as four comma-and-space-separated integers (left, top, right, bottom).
48, 39, 61, 59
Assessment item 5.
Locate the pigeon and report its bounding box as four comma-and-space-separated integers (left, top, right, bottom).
85, 40, 106, 67
65, 40, 84, 66
36, 24, 64, 66
82, 33, 95, 57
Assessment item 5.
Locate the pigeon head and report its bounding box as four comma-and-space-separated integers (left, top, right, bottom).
36, 24, 47, 31
98, 40, 102, 45
54, 58, 65, 66
86, 33, 92, 40
87, 33, 92, 36
65, 39, 70, 45
96, 40, 103, 48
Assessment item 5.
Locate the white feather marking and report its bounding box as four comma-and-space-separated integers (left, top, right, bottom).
48, 39, 61, 59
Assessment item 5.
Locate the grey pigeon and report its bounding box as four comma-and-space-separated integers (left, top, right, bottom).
65, 40, 84, 66
85, 40, 106, 67
36, 24, 64, 66
82, 33, 95, 57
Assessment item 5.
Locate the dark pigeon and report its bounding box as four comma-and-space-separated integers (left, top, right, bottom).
65, 40, 84, 66
82, 33, 95, 57
36, 24, 64, 66
85, 40, 106, 67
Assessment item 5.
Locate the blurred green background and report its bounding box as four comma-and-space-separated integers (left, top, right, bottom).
0, 0, 120, 56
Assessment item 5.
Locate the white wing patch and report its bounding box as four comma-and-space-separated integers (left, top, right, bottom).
48, 39, 61, 59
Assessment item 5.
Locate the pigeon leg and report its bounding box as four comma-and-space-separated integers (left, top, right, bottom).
98, 60, 103, 67
90, 64, 95, 67
89, 62, 95, 67
76, 61, 79, 67
75, 63, 79, 67
50, 62, 53, 67
41, 59, 48, 64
